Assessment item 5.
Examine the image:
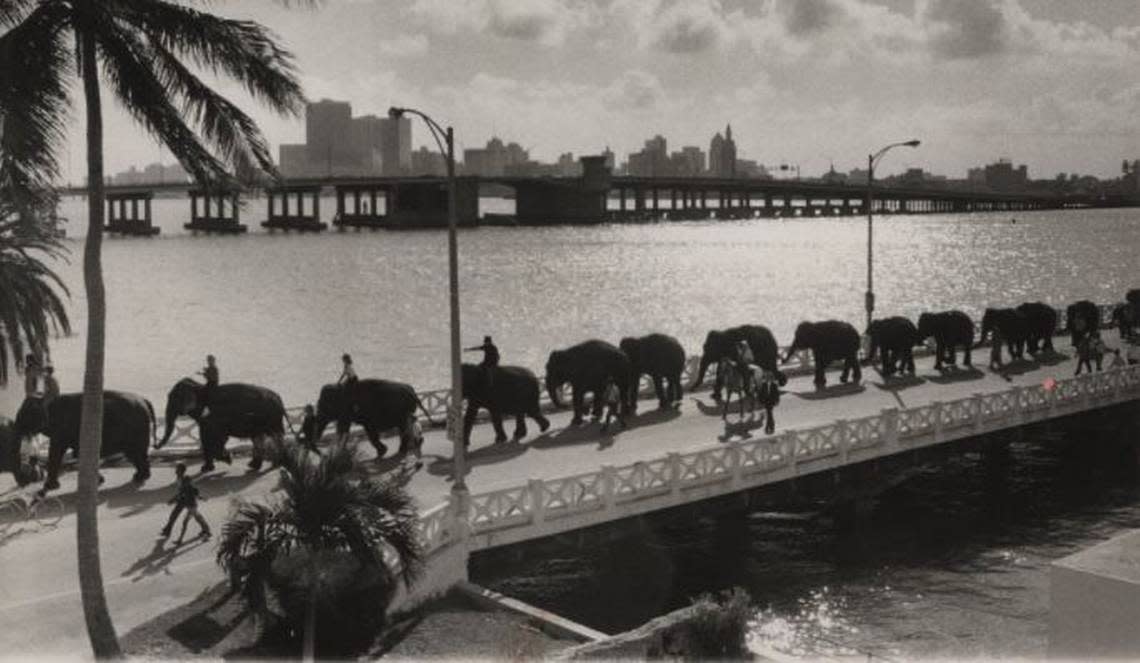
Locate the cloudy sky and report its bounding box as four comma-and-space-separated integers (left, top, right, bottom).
68, 0, 1140, 182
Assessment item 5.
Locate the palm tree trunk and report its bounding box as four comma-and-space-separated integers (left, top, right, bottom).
77, 28, 121, 658
303, 594, 316, 662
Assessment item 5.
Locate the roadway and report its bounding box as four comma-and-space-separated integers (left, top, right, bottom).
0, 331, 1130, 657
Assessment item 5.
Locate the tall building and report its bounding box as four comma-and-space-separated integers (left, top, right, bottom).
305, 99, 356, 174
277, 99, 413, 176
411, 146, 447, 176
982, 159, 1028, 191
627, 135, 670, 176
381, 116, 412, 175
670, 146, 705, 176
462, 137, 529, 176
708, 124, 737, 178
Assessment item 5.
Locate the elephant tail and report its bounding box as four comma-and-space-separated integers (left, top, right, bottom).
416, 396, 440, 428
145, 398, 157, 446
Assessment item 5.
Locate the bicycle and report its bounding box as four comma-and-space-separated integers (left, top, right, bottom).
0, 490, 64, 532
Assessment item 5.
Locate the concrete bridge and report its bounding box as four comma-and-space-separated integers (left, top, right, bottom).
61, 159, 1137, 235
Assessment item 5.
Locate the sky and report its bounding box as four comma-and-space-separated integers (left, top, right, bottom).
57, 0, 1140, 182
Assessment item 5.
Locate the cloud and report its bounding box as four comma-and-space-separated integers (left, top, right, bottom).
921, 0, 1007, 59
603, 70, 665, 111
406, 0, 584, 45
648, 0, 731, 53
783, 0, 844, 37
376, 33, 430, 57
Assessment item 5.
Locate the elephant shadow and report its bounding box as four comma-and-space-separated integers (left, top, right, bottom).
622, 406, 682, 432
692, 396, 769, 418
528, 421, 616, 451
871, 374, 926, 392
991, 358, 1041, 378
424, 440, 529, 480
1033, 350, 1070, 366
793, 383, 866, 400
718, 414, 768, 442
121, 536, 209, 582
926, 366, 985, 384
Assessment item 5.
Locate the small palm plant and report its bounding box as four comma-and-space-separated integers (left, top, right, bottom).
0, 195, 70, 386
217, 443, 423, 658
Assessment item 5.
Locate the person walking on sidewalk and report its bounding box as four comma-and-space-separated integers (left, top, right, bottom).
164, 463, 211, 544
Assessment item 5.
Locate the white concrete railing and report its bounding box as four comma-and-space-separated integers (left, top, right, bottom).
154, 303, 1126, 452
412, 362, 1140, 558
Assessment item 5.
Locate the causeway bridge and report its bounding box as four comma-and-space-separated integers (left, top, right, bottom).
142, 303, 1140, 609
61, 159, 1139, 235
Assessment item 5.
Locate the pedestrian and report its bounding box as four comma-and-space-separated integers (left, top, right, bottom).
169, 462, 211, 544
464, 336, 500, 388
199, 355, 219, 411
23, 353, 41, 397
300, 403, 318, 450
600, 377, 625, 432
159, 463, 188, 538
1075, 330, 1106, 376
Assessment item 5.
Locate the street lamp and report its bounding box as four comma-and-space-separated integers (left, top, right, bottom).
389, 106, 466, 492
865, 139, 920, 331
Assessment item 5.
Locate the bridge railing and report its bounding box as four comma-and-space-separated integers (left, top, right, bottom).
412, 361, 1140, 558
151, 303, 1126, 452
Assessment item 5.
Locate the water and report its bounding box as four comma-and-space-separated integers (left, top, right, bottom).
4, 199, 1136, 417
8, 199, 1140, 656
473, 412, 1140, 659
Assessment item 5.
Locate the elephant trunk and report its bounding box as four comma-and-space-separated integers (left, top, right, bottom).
158, 412, 177, 449
546, 375, 563, 408
694, 354, 711, 388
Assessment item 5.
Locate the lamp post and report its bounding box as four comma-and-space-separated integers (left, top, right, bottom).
389, 106, 466, 492
865, 139, 920, 331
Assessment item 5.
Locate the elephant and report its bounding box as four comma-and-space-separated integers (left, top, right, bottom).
545, 340, 634, 426
619, 333, 685, 411
462, 363, 550, 446
917, 310, 975, 370
1112, 303, 1136, 342
694, 325, 784, 401
1066, 300, 1100, 348
865, 316, 922, 377
311, 379, 431, 459
1016, 302, 1058, 354
783, 320, 862, 388
980, 308, 1029, 367
157, 378, 287, 473
7, 391, 154, 492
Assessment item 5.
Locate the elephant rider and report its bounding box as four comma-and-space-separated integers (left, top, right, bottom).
199, 355, 219, 412
23, 353, 42, 397
465, 336, 500, 389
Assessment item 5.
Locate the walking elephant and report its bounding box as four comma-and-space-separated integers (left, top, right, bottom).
980, 308, 1029, 366
866, 316, 922, 377
1016, 302, 1058, 354
545, 340, 633, 426
462, 363, 550, 447
312, 379, 431, 459
157, 378, 287, 473
917, 310, 975, 370
783, 320, 862, 388
1066, 300, 1100, 348
7, 392, 154, 492
619, 333, 685, 411
694, 325, 784, 401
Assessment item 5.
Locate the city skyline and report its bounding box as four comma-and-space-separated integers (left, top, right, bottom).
55, 0, 1140, 183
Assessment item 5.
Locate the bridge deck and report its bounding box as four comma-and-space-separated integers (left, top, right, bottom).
0, 330, 1136, 656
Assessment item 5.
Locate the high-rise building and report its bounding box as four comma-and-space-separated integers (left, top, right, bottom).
982, 159, 1028, 191
462, 137, 529, 176
628, 135, 670, 176
305, 99, 357, 174
411, 146, 447, 176
381, 116, 412, 175
709, 124, 737, 177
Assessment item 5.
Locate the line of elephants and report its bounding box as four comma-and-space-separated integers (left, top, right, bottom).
2, 290, 1138, 495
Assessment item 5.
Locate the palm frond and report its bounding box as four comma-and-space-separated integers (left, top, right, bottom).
0, 1, 71, 199
0, 0, 39, 28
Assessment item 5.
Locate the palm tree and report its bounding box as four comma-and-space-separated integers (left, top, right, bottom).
218, 443, 423, 658
1, 2, 306, 656
0, 194, 70, 385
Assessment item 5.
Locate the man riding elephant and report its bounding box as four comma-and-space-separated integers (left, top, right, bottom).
311, 378, 432, 459
917, 310, 975, 370
545, 340, 634, 426
694, 325, 785, 401
783, 320, 862, 389
1016, 302, 1058, 355
1066, 300, 1100, 349
980, 308, 1029, 367
462, 363, 550, 447
157, 378, 287, 473
866, 316, 922, 377
6, 391, 154, 492
619, 333, 685, 411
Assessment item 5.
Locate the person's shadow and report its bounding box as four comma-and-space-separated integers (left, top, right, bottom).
121, 535, 207, 582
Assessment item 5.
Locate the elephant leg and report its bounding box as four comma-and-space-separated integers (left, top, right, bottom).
947, 344, 958, 366
513, 414, 528, 440
490, 409, 508, 444
248, 436, 263, 471
367, 426, 389, 459
652, 376, 666, 409
813, 352, 826, 388
570, 387, 585, 426
128, 445, 150, 483
880, 348, 892, 377
200, 439, 215, 473
1044, 335, 1054, 353
530, 405, 551, 433
671, 373, 683, 404
905, 350, 916, 374
721, 391, 729, 420
463, 404, 479, 448
851, 355, 862, 384
43, 442, 66, 491
713, 367, 724, 402
933, 342, 944, 370
840, 354, 850, 383
963, 343, 973, 367
765, 406, 775, 434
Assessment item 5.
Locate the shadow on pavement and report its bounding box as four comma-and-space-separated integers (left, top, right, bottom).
991, 358, 1041, 378
121, 536, 209, 582
926, 366, 985, 384
793, 383, 866, 400
106, 469, 267, 520
527, 421, 612, 450
871, 375, 925, 392
425, 439, 529, 480
622, 406, 682, 432
1034, 350, 1070, 366
120, 582, 263, 658
718, 413, 770, 441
